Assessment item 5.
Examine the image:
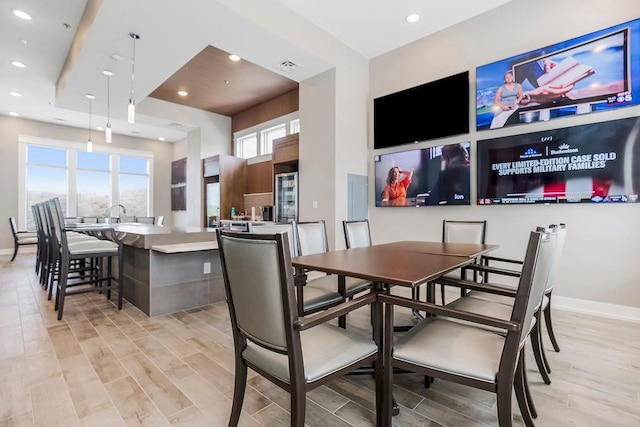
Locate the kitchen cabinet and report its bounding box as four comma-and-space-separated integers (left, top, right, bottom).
202, 154, 246, 223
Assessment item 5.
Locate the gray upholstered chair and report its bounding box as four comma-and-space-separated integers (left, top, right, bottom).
116, 215, 136, 223
295, 220, 372, 327
343, 219, 373, 249
380, 229, 553, 427
216, 229, 382, 427
9, 216, 38, 262
248, 222, 343, 316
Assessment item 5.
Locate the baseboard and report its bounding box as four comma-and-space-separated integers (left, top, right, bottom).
553, 296, 640, 324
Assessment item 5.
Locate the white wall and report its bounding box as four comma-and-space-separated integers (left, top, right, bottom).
368, 0, 640, 311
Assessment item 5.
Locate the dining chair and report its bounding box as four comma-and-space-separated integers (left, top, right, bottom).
156, 215, 165, 226
49, 198, 124, 320
437, 226, 558, 388
295, 220, 372, 327
380, 229, 552, 427
216, 229, 382, 427
117, 215, 136, 223
9, 216, 38, 262
343, 219, 373, 249
248, 222, 343, 316
416, 220, 487, 306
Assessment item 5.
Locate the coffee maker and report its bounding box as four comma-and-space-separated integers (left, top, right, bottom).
260, 205, 274, 222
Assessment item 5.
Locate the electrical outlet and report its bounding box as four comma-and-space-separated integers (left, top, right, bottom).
312, 200, 318, 209
203, 262, 211, 274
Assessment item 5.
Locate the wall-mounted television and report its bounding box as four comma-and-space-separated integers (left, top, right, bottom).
477, 116, 640, 205
374, 71, 469, 149
375, 141, 471, 207
476, 17, 640, 131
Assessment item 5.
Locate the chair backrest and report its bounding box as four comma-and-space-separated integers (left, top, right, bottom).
510, 229, 554, 350
295, 220, 329, 256
135, 216, 155, 224
9, 217, 18, 238
157, 215, 165, 226
442, 220, 487, 244
82, 217, 99, 224
216, 229, 299, 354
118, 216, 136, 223
343, 219, 372, 249
545, 223, 567, 292
248, 222, 299, 257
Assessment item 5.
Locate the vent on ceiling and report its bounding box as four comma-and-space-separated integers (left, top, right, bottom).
275, 60, 301, 73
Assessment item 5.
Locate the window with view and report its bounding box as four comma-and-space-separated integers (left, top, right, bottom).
19, 138, 152, 228
234, 114, 299, 160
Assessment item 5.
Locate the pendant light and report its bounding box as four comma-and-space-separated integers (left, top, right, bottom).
86, 94, 95, 152
128, 32, 140, 124
103, 69, 113, 142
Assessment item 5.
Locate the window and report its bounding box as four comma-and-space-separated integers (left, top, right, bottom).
26, 145, 68, 229
18, 136, 153, 227
234, 112, 299, 160
236, 133, 258, 159
260, 124, 286, 155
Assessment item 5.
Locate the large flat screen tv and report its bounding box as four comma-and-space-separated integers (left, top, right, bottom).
375, 141, 471, 207
374, 71, 469, 149
476, 17, 640, 131
477, 116, 640, 205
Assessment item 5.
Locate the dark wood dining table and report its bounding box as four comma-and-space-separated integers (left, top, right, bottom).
290, 240, 499, 423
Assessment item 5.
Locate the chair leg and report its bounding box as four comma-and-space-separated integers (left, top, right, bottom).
440, 284, 446, 306
11, 242, 19, 262
531, 311, 551, 385
57, 260, 70, 320
290, 388, 305, 427
544, 293, 561, 352
228, 359, 247, 427
514, 349, 535, 427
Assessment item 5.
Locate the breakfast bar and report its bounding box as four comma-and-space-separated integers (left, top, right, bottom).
112, 224, 224, 316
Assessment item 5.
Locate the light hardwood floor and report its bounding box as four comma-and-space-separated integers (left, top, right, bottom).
1, 254, 639, 426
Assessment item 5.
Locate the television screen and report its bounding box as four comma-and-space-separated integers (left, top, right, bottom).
477, 116, 640, 205
374, 71, 469, 149
375, 141, 471, 207
476, 18, 640, 131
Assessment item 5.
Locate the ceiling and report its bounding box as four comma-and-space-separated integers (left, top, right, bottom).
0, 0, 514, 142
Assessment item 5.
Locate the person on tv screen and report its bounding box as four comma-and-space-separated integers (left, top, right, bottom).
494, 71, 523, 112
436, 143, 471, 205
381, 166, 413, 206
515, 59, 575, 105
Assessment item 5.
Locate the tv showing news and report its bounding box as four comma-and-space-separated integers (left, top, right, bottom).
374, 71, 469, 149
476, 17, 640, 131
375, 141, 471, 207
477, 116, 640, 205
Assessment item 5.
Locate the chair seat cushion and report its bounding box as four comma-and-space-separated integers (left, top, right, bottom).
243, 324, 378, 384
67, 240, 119, 255
393, 317, 504, 383
17, 235, 38, 244
307, 274, 372, 297
301, 284, 343, 312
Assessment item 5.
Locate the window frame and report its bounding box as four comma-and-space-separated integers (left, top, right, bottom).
234, 112, 299, 160
18, 135, 154, 228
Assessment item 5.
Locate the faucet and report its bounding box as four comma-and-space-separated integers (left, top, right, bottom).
106, 204, 127, 219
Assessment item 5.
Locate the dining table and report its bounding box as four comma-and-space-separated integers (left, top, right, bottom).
290, 240, 499, 422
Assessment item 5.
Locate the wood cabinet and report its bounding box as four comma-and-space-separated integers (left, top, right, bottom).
202, 155, 246, 224
272, 133, 299, 165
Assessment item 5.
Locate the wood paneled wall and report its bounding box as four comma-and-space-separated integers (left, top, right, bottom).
231, 88, 299, 134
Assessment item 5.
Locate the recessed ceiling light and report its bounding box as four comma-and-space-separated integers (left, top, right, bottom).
11, 61, 26, 68
13, 10, 32, 20
406, 14, 420, 23
85, 94, 95, 100
177, 90, 188, 97
229, 54, 241, 62
96, 126, 104, 131
158, 137, 165, 141
223, 80, 229, 84
110, 53, 122, 62
102, 69, 113, 76
131, 131, 140, 135
9, 112, 19, 117
10, 91, 22, 97
19, 38, 28, 45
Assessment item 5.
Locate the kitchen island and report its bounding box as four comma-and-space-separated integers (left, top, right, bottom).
110, 224, 224, 316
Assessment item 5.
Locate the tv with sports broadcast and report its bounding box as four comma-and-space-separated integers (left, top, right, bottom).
476, 18, 640, 131
374, 71, 469, 149
476, 116, 640, 205
375, 142, 471, 207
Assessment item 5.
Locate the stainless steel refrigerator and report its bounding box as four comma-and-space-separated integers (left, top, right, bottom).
275, 172, 298, 223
